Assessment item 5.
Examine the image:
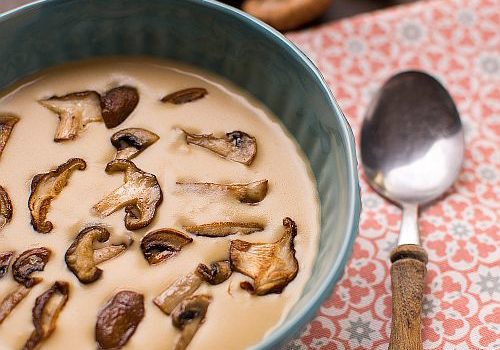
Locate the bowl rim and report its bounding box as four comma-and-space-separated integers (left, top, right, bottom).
0, 0, 361, 348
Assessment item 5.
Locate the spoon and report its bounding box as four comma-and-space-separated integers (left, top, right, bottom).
360, 71, 464, 350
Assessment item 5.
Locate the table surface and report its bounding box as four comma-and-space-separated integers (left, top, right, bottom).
1, 0, 498, 350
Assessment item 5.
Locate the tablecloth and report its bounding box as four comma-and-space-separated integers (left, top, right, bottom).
286, 0, 499, 349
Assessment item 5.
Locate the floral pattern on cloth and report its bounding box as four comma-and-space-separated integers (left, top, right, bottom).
286, 0, 499, 349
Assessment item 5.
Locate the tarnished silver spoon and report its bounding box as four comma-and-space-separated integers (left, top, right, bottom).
360, 71, 464, 350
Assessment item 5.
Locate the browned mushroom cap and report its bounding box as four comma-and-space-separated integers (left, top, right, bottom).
140, 228, 192, 265
95, 291, 144, 350
12, 247, 51, 288
28, 158, 86, 233
171, 295, 211, 350
110, 128, 159, 160
154, 272, 203, 315
0, 284, 30, 325
184, 222, 264, 237
161, 88, 208, 104
0, 251, 14, 279
65, 226, 131, 284
0, 113, 19, 159
196, 261, 232, 285
39, 91, 102, 142
0, 185, 13, 231
93, 160, 163, 230
242, 0, 332, 31
176, 179, 268, 204
230, 217, 299, 295
183, 130, 257, 165
101, 86, 139, 128
22, 281, 70, 350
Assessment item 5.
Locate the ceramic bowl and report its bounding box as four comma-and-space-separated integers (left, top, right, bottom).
0, 0, 361, 348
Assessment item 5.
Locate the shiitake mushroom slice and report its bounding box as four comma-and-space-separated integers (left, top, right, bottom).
161, 88, 208, 105
28, 158, 87, 233
140, 229, 192, 265
95, 291, 144, 350
92, 160, 163, 231
183, 130, 257, 165
176, 179, 268, 204
0, 113, 19, 159
21, 281, 70, 350
230, 217, 299, 295
0, 185, 13, 231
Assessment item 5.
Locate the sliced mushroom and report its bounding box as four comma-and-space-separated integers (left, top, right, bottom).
183, 130, 257, 165
0, 248, 51, 325
171, 295, 210, 350
0, 113, 19, 159
140, 229, 192, 265
93, 244, 130, 265
196, 261, 232, 285
29, 158, 87, 233
101, 86, 139, 128
0, 285, 30, 325
184, 222, 264, 237
230, 217, 299, 295
39, 91, 102, 141
22, 281, 69, 350
161, 88, 208, 104
176, 179, 268, 204
93, 160, 163, 230
95, 291, 144, 350
12, 247, 51, 288
0, 251, 14, 279
110, 128, 159, 160
154, 272, 203, 315
65, 226, 131, 284
0, 185, 12, 231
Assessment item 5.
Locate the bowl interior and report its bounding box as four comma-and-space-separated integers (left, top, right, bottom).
0, 0, 360, 348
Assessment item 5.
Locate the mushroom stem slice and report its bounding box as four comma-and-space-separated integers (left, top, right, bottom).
93, 160, 163, 230
154, 272, 203, 315
12, 247, 51, 288
0, 185, 13, 231
65, 226, 131, 284
177, 179, 268, 204
95, 291, 144, 350
93, 244, 129, 265
161, 88, 208, 104
111, 128, 159, 160
184, 222, 264, 237
0, 113, 19, 159
196, 261, 232, 285
22, 281, 69, 350
0, 285, 30, 325
171, 295, 211, 350
100, 86, 139, 129
28, 158, 87, 233
39, 91, 102, 141
230, 217, 299, 296
0, 251, 14, 279
140, 229, 192, 265
183, 130, 257, 165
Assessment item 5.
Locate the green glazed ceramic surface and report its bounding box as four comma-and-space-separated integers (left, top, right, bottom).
0, 1, 361, 348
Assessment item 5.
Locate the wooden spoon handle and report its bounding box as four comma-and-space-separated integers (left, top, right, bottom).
389, 244, 428, 350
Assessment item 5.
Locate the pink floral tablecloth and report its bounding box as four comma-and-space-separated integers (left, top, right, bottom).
286, 0, 499, 349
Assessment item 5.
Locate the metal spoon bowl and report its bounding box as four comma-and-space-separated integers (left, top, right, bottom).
361, 71, 464, 245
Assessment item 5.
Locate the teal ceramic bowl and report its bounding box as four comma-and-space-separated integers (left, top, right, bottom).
0, 0, 360, 348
